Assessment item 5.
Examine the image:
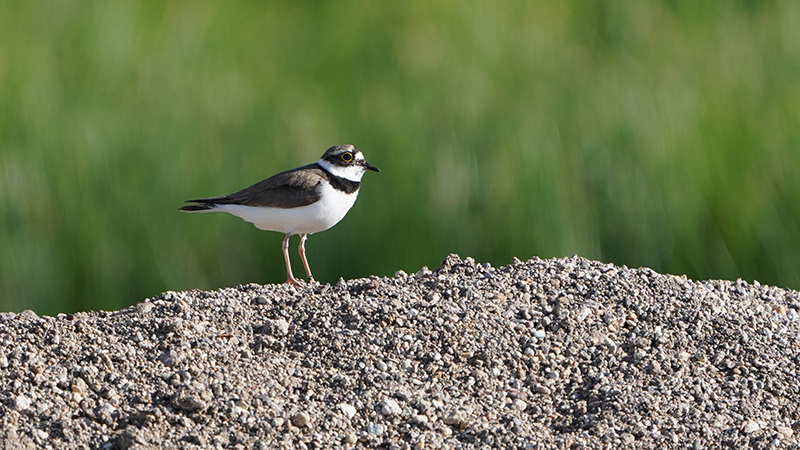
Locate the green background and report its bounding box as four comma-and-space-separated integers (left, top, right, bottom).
1, 2, 799, 315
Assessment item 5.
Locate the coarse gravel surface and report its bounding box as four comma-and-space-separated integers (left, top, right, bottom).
2, 254, 800, 450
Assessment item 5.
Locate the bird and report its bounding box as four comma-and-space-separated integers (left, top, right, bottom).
180, 144, 380, 286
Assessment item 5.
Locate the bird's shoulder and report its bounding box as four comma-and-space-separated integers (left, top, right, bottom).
249, 163, 327, 190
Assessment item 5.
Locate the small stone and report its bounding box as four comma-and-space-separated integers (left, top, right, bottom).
511, 399, 527, 411
266, 319, 290, 337
412, 414, 428, 425
442, 408, 468, 427
71, 378, 88, 395
771, 304, 786, 314
440, 425, 453, 437
13, 394, 32, 411
339, 403, 357, 419
102, 388, 118, 400
165, 319, 183, 333
646, 361, 661, 374
367, 423, 385, 436
19, 310, 39, 321
252, 295, 270, 305
776, 426, 793, 439
533, 329, 546, 339
158, 349, 180, 367
173, 394, 205, 412
291, 412, 312, 428
508, 390, 528, 401
471, 369, 487, 380
415, 266, 431, 277
375, 361, 388, 372
343, 433, 358, 445
533, 385, 551, 395
741, 420, 761, 434
416, 400, 432, 414
97, 402, 117, 419
395, 270, 408, 278
380, 397, 402, 416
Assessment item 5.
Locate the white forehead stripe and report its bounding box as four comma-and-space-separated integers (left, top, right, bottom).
317, 158, 366, 182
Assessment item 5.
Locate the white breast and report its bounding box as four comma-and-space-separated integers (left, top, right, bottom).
215, 180, 359, 235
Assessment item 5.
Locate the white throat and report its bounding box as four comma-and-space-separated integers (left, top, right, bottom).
317, 159, 365, 182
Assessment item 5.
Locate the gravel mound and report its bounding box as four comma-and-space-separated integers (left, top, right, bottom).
2, 254, 800, 449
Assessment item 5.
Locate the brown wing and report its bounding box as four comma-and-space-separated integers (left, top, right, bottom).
185, 163, 324, 209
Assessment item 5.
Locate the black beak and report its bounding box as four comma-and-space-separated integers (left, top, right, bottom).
363, 161, 381, 173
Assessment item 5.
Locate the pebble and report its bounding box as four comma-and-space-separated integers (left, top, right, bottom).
13, 394, 32, 411
252, 295, 270, 305
71, 378, 88, 395
367, 423, 385, 436
427, 292, 441, 303
380, 397, 402, 416
741, 419, 762, 434
291, 412, 312, 428
265, 319, 290, 336
343, 433, 358, 445
442, 408, 469, 427
157, 349, 180, 367
19, 310, 39, 321
339, 403, 357, 419
173, 394, 205, 412
412, 414, 428, 425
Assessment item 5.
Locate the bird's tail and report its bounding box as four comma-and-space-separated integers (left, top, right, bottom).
179, 200, 218, 212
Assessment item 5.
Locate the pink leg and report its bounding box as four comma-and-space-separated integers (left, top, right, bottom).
298, 233, 315, 281
282, 234, 301, 286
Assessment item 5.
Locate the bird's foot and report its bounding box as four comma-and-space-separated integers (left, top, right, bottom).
286, 276, 304, 287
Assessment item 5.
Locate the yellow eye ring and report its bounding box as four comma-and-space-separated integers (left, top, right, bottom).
341, 152, 353, 162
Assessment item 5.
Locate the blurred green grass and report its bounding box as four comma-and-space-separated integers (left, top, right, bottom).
1, 1, 799, 315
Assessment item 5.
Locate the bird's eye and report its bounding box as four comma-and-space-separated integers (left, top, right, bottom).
341, 152, 354, 162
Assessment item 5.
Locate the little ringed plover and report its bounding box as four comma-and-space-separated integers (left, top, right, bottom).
181, 144, 380, 286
